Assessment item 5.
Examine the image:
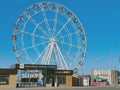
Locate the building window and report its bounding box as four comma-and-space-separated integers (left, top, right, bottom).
0, 75, 9, 85
58, 76, 66, 84
118, 77, 120, 84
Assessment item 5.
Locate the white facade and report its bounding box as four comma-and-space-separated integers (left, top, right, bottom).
91, 70, 119, 85
83, 76, 90, 86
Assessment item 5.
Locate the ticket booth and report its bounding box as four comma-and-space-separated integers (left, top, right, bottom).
46, 70, 73, 87
0, 64, 75, 88
11, 64, 74, 88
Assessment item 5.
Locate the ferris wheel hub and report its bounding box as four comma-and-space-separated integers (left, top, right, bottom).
50, 38, 56, 43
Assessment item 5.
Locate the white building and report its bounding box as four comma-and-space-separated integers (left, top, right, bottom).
91, 70, 120, 85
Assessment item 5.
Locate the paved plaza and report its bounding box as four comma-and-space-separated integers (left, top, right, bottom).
0, 86, 120, 90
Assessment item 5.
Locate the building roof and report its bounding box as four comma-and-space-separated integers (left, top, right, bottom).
10, 64, 57, 70
0, 68, 17, 75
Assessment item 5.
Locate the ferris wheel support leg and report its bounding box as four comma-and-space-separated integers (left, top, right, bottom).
41, 43, 51, 65
44, 43, 53, 65
35, 43, 50, 64
55, 43, 69, 70
56, 46, 64, 69
47, 43, 54, 65
54, 76, 58, 87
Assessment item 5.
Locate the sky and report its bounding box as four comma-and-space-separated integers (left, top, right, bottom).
0, 0, 120, 74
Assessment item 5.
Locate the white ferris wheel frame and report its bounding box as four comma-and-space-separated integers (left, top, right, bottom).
12, 1, 87, 72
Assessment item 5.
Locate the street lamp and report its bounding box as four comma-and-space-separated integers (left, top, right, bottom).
119, 56, 120, 68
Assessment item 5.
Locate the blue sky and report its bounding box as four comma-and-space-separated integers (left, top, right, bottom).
0, 0, 120, 74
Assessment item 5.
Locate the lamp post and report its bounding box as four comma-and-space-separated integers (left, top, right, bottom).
110, 44, 116, 70
119, 56, 120, 69
110, 43, 118, 85
115, 54, 120, 85
118, 56, 120, 84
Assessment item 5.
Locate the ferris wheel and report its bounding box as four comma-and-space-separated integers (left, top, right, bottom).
12, 1, 87, 72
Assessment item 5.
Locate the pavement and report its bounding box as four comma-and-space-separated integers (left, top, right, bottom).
0, 86, 120, 90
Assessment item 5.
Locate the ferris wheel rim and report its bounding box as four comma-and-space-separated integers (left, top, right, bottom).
12, 1, 87, 72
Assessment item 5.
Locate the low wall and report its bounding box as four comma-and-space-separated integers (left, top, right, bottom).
0, 75, 16, 88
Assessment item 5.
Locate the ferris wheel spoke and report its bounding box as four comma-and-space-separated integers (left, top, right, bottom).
14, 41, 21, 46
58, 41, 81, 49
42, 47, 50, 64
40, 43, 51, 64
26, 15, 38, 25
23, 50, 34, 64
41, 41, 55, 65
24, 41, 49, 50
34, 43, 51, 64
42, 9, 53, 37
45, 43, 54, 65
32, 36, 40, 56
56, 31, 78, 40
20, 30, 48, 40
37, 25, 51, 39
54, 17, 72, 38
53, 5, 59, 37
47, 43, 54, 64
33, 33, 48, 40
42, 44, 51, 65
60, 47, 78, 68
70, 59, 79, 69
30, 18, 51, 39
26, 15, 50, 39
72, 53, 83, 69
52, 46, 58, 65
